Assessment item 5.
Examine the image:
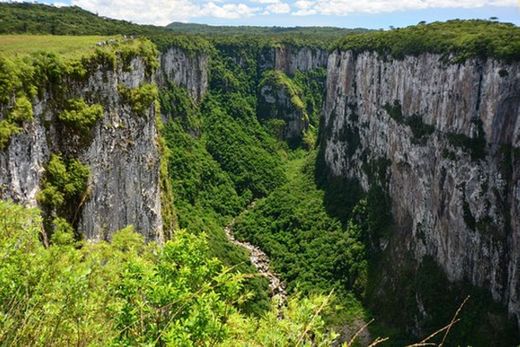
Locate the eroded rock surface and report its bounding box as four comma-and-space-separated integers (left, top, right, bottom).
322, 50, 520, 326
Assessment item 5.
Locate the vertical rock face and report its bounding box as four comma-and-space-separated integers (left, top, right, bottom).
322, 50, 520, 326
78, 58, 164, 242
274, 46, 329, 75
0, 106, 46, 205
0, 56, 164, 242
253, 45, 327, 143
156, 47, 208, 102
259, 45, 328, 75
258, 79, 308, 141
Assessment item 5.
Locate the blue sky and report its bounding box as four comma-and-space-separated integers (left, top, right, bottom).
30, 0, 520, 28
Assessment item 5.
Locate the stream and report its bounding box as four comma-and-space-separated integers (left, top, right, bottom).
223, 203, 287, 306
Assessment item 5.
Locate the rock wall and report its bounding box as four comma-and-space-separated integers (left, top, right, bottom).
0, 55, 164, 242
259, 45, 328, 75
322, 50, 520, 325
258, 78, 308, 141
156, 47, 208, 102
253, 45, 327, 142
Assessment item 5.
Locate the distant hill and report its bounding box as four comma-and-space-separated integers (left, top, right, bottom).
0, 3, 369, 50
166, 22, 370, 37
0, 3, 368, 39
0, 3, 212, 52
0, 3, 168, 35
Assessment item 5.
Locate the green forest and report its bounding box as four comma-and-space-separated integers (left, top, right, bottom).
1, 3, 520, 346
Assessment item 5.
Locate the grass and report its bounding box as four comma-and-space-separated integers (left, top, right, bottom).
0, 34, 113, 58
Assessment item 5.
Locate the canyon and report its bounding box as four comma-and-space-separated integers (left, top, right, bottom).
1, 28, 519, 343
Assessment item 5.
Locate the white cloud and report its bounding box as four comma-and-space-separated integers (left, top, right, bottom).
201, 2, 259, 19
291, 0, 518, 16
255, 0, 290, 14
265, 1, 290, 13
11, 0, 513, 24
293, 0, 316, 15
71, 0, 258, 25
71, 0, 199, 24
252, 0, 281, 4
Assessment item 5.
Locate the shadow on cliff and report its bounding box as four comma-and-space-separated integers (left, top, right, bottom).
313, 138, 520, 346
313, 144, 364, 226
364, 235, 520, 346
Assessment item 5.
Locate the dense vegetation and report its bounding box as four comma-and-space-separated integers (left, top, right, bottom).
233, 152, 368, 323
337, 19, 520, 61
2, 4, 520, 345
167, 22, 369, 37
168, 22, 370, 49
366, 249, 520, 346
0, 200, 341, 346
0, 3, 353, 52
6, 3, 519, 60
37, 154, 90, 236
160, 83, 278, 315
0, 94, 33, 149
159, 39, 296, 313
0, 3, 211, 53
0, 3, 165, 36
0, 35, 159, 103
159, 39, 372, 334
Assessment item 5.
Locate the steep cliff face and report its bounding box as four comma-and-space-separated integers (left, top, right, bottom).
78, 58, 164, 241
0, 52, 165, 242
257, 70, 309, 141
259, 45, 328, 75
156, 47, 208, 102
322, 50, 520, 325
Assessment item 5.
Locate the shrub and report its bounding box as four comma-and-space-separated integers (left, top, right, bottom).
118, 83, 158, 116
384, 100, 403, 122
37, 154, 90, 234
0, 200, 338, 346
446, 119, 486, 160
0, 120, 22, 150
58, 98, 104, 130
0, 95, 34, 150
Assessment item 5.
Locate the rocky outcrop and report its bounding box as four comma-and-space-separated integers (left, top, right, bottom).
257, 70, 308, 141
259, 45, 328, 75
322, 50, 520, 326
156, 47, 208, 102
0, 55, 164, 242
78, 58, 164, 242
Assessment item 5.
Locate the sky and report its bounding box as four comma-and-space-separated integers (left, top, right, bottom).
13, 0, 520, 28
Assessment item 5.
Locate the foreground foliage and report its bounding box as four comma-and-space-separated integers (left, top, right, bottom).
0, 200, 340, 346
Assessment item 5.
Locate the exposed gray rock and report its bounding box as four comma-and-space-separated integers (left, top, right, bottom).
274, 45, 329, 75
0, 101, 48, 206
0, 56, 164, 242
322, 50, 520, 326
156, 47, 208, 102
260, 45, 328, 75
258, 79, 308, 141
79, 58, 163, 242
254, 45, 327, 142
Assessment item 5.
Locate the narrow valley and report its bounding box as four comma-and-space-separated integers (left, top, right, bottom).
0, 3, 519, 346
